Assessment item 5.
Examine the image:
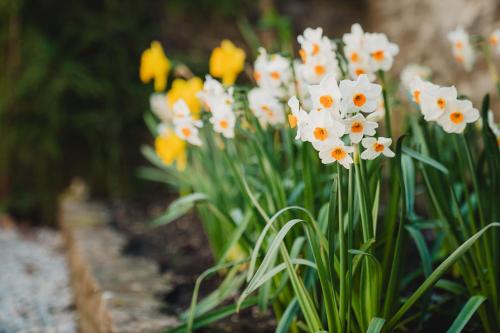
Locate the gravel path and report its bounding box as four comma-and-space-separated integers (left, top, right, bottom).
0, 227, 77, 333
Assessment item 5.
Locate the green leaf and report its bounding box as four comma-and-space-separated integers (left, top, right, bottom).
150, 193, 209, 226
366, 317, 385, 333
402, 146, 449, 175
405, 225, 432, 277
386, 223, 500, 330
447, 295, 486, 333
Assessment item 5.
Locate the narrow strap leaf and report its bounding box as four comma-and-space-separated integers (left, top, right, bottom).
447, 295, 486, 333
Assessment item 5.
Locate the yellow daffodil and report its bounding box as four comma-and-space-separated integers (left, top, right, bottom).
140, 41, 171, 92
209, 40, 246, 85
155, 130, 187, 171
167, 77, 203, 117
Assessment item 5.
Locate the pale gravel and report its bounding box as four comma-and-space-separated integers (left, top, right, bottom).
0, 228, 77, 333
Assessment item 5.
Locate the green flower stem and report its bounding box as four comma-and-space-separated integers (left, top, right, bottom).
378, 70, 393, 139
337, 164, 347, 333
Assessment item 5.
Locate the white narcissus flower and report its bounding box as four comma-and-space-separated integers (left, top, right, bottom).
339, 74, 382, 115
287, 96, 309, 141
317, 139, 354, 169
308, 74, 342, 116
248, 88, 285, 127
210, 111, 236, 139
299, 53, 341, 84
172, 99, 203, 146
150, 93, 170, 123
420, 85, 457, 121
360, 137, 395, 160
437, 98, 479, 134
253, 48, 292, 93
447, 27, 475, 71
400, 64, 432, 90
343, 113, 378, 144
297, 27, 336, 61
489, 29, 500, 54
307, 108, 345, 150
363, 32, 399, 72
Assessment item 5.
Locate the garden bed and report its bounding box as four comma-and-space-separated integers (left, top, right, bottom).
59, 195, 275, 333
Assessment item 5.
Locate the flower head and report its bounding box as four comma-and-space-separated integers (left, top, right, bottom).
140, 41, 171, 91
343, 113, 378, 144
437, 98, 479, 134
248, 88, 285, 127
318, 139, 354, 169
253, 48, 292, 94
209, 40, 246, 85
420, 84, 457, 121
308, 74, 342, 115
363, 32, 399, 72
306, 108, 345, 150
210, 111, 236, 139
447, 27, 475, 71
339, 74, 382, 115
360, 137, 395, 160
172, 99, 203, 145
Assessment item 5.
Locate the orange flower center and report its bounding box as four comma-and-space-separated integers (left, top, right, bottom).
372, 50, 384, 61
220, 120, 229, 129
437, 98, 446, 109
288, 114, 297, 128
299, 49, 307, 63
351, 121, 364, 133
455, 54, 464, 63
450, 111, 464, 124
455, 41, 463, 49
312, 43, 320, 55
270, 71, 281, 80
319, 95, 333, 108
490, 36, 498, 45
253, 71, 261, 82
350, 52, 359, 62
374, 143, 385, 152
313, 127, 328, 141
314, 65, 325, 75
353, 93, 367, 107
413, 90, 421, 104
331, 147, 347, 160
181, 127, 191, 137
355, 68, 365, 76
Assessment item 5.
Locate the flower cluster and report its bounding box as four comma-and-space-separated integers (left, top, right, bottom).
409, 76, 479, 133
248, 48, 292, 127
343, 24, 399, 81
198, 75, 237, 138
288, 73, 394, 169
297, 27, 341, 84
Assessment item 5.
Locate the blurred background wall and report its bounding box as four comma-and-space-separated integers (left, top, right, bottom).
1, 0, 499, 224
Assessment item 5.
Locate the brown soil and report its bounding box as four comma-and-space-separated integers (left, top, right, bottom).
109, 198, 275, 333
